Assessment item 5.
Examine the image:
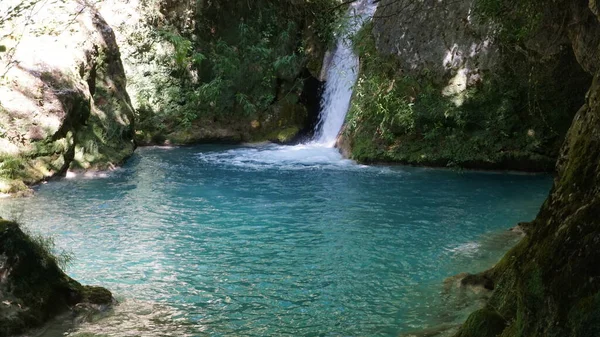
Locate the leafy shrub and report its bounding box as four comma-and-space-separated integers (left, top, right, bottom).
134, 0, 341, 138
0, 155, 25, 180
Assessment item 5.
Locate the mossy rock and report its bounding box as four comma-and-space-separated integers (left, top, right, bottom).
455, 308, 507, 337
82, 286, 113, 305
268, 127, 300, 143
343, 18, 589, 171
0, 178, 29, 194
452, 58, 600, 337
461, 273, 495, 291
0, 219, 113, 337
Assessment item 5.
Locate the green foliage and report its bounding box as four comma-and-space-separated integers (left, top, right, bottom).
0, 219, 111, 336
473, 0, 545, 44
344, 22, 588, 170
159, 30, 197, 76
0, 216, 72, 270
25, 228, 73, 270
0, 155, 25, 180
0, 0, 43, 29
135, 0, 340, 140
1, 0, 68, 78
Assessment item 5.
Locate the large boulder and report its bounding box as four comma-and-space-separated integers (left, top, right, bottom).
0, 219, 113, 337
339, 0, 590, 170
0, 0, 135, 194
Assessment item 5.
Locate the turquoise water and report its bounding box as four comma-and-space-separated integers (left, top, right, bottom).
0, 144, 551, 336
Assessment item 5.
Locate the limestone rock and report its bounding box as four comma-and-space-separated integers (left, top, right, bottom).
0, 1, 135, 194
372, 0, 498, 85
338, 0, 590, 170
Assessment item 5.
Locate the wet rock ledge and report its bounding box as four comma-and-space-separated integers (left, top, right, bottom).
0, 218, 113, 337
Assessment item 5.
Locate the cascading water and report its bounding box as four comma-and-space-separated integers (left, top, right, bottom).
170, 0, 377, 169
313, 0, 377, 147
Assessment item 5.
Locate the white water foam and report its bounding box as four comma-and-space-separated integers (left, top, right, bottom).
447, 242, 482, 256
195, 143, 357, 171
313, 0, 377, 147
195, 0, 378, 170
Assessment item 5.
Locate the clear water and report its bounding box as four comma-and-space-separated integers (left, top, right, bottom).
0, 144, 551, 336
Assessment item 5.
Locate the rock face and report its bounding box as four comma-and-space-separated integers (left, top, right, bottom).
0, 0, 335, 189
339, 0, 590, 171
372, 0, 498, 83
0, 219, 113, 337
0, 1, 135, 194
453, 1, 600, 336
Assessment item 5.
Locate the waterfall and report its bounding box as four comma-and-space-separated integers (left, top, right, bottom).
313, 0, 377, 147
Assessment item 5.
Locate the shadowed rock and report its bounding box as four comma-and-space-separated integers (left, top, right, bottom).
0, 218, 113, 337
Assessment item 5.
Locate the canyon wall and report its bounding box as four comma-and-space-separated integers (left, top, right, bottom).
339, 0, 590, 171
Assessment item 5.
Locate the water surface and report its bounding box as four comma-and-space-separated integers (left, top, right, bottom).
0, 144, 551, 336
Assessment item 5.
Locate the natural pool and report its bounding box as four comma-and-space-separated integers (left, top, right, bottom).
0, 144, 552, 336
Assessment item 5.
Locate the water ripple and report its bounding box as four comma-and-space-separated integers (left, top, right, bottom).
0, 144, 551, 336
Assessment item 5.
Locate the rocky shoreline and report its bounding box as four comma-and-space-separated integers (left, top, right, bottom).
0, 219, 114, 337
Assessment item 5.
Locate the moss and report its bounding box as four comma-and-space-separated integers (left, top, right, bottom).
272, 127, 300, 143
568, 294, 600, 337
0, 178, 28, 194
343, 20, 589, 171
558, 109, 600, 196
451, 70, 600, 336
455, 308, 507, 337
0, 39, 135, 194
0, 155, 26, 180
82, 286, 113, 305
0, 219, 113, 337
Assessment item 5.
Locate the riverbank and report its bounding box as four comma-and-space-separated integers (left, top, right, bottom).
0, 219, 114, 337
0, 136, 555, 199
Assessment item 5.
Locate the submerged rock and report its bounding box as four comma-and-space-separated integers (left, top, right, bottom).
0, 218, 113, 337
